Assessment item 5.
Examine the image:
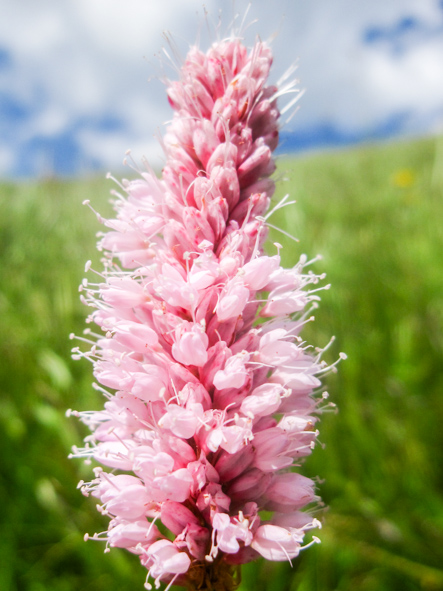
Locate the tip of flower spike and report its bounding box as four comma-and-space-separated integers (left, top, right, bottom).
85, 260, 92, 272
82, 200, 90, 206
339, 352, 348, 360
84, 533, 90, 542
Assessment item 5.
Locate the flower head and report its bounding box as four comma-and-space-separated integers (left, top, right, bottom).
69, 28, 337, 591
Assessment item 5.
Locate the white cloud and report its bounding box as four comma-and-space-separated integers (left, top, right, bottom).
254, 0, 443, 132
363, 41, 443, 111
0, 145, 13, 174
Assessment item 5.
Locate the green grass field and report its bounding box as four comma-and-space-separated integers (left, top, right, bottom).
1, 136, 442, 591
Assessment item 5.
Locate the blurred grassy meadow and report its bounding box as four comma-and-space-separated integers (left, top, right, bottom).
1, 136, 443, 591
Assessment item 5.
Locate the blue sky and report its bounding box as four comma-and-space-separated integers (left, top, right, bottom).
1, 0, 443, 178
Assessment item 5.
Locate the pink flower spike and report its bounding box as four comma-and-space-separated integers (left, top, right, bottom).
70, 18, 341, 591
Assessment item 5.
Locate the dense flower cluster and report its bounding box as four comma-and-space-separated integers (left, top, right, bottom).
69, 36, 339, 591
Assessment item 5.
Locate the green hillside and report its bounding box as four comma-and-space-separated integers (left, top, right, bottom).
1, 136, 442, 591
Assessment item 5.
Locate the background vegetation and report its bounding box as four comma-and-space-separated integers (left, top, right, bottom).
1, 135, 442, 591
